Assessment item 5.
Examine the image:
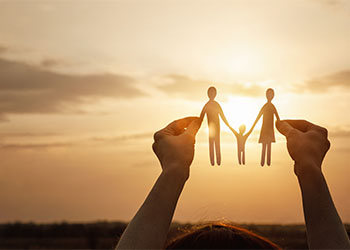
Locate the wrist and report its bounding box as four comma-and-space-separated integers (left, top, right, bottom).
295, 161, 322, 179
161, 166, 189, 183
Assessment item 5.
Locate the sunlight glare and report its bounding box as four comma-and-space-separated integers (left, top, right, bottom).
221, 95, 263, 132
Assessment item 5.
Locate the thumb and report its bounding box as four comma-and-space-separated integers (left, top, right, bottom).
276, 120, 294, 137
185, 118, 201, 137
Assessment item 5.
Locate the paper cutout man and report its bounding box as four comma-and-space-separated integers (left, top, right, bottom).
251, 88, 280, 166
200, 86, 231, 166
230, 124, 253, 165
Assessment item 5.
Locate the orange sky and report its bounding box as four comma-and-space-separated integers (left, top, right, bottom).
0, 0, 349, 223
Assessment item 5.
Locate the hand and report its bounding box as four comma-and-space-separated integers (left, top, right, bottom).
276, 120, 330, 176
152, 117, 201, 180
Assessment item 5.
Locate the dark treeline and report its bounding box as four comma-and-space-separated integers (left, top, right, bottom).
0, 222, 349, 249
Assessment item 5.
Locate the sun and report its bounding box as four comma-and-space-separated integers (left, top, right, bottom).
220, 95, 263, 132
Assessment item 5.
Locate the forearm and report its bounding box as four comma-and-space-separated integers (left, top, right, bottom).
116, 169, 187, 249
297, 166, 350, 249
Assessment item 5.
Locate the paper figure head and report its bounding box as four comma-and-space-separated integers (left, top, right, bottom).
266, 88, 275, 102
207, 86, 217, 100
239, 124, 246, 134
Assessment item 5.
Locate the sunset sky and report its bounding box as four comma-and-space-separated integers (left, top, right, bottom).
0, 0, 349, 224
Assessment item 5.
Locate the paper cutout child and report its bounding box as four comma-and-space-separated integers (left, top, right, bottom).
251, 88, 280, 166
200, 86, 231, 166
229, 124, 253, 165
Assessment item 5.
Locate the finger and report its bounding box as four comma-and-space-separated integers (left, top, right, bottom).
284, 119, 327, 134
153, 131, 165, 141
152, 141, 158, 154
185, 118, 201, 137
164, 116, 198, 136
276, 120, 294, 137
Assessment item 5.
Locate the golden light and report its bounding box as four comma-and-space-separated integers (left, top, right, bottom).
221, 95, 263, 132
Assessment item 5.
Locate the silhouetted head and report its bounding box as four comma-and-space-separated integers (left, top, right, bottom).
266, 88, 274, 102
166, 222, 281, 249
207, 86, 217, 100
239, 124, 246, 134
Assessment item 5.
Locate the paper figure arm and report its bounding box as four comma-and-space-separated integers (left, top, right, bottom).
199, 104, 206, 123
251, 106, 264, 131
218, 104, 231, 128
230, 127, 239, 136
273, 104, 280, 122
246, 126, 254, 137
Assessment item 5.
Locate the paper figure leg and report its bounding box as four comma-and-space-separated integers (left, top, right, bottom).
242, 151, 245, 165
209, 137, 215, 166
215, 134, 221, 166
238, 151, 241, 165
267, 143, 271, 166
261, 144, 266, 167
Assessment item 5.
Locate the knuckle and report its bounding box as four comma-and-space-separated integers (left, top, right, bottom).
320, 127, 328, 137
152, 142, 157, 153
153, 131, 162, 141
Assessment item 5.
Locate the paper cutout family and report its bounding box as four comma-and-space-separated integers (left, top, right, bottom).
199, 87, 280, 167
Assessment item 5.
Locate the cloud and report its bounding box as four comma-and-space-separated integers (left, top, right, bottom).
0, 57, 146, 116
329, 127, 350, 138
0, 45, 9, 54
91, 132, 152, 143
297, 70, 350, 93
314, 0, 341, 6
40, 58, 64, 68
0, 131, 152, 151
0, 142, 73, 150
157, 74, 265, 100
0, 132, 59, 139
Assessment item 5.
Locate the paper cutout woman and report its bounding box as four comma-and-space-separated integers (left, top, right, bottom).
251, 88, 280, 166
200, 87, 231, 166
230, 124, 253, 165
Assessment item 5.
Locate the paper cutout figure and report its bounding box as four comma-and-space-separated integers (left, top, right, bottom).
200, 86, 231, 166
230, 124, 253, 165
251, 88, 280, 166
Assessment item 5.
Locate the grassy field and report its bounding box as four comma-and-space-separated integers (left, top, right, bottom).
0, 221, 349, 249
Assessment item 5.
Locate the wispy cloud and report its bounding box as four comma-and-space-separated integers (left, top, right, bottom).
157, 74, 265, 100
0, 132, 59, 138
295, 70, 350, 93
0, 142, 73, 150
91, 132, 152, 143
313, 0, 341, 6
40, 58, 65, 68
329, 126, 350, 138
0, 131, 152, 151
0, 45, 9, 54
0, 57, 146, 117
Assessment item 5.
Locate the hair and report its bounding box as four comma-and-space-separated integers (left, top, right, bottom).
166, 222, 281, 249
207, 86, 217, 99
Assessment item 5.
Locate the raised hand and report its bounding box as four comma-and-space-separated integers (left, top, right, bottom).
116, 117, 201, 249
152, 117, 201, 179
276, 119, 349, 249
276, 119, 330, 176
